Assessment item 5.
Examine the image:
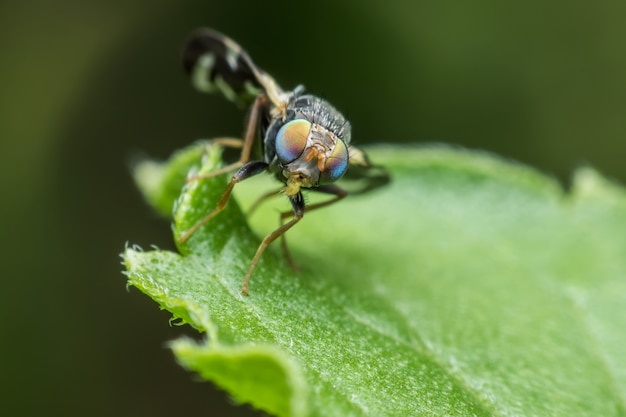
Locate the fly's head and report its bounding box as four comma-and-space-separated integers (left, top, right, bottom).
274, 118, 349, 196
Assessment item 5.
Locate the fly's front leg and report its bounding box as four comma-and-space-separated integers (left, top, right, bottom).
278, 184, 348, 272
187, 94, 266, 182
178, 160, 269, 244
241, 192, 306, 295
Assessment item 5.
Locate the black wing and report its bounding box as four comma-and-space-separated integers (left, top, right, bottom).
182, 28, 284, 107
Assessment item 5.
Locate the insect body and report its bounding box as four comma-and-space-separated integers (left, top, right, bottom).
179, 29, 389, 294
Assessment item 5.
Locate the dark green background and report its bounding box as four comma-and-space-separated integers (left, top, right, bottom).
2, 0, 625, 415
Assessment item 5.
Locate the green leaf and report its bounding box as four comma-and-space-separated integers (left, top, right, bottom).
125, 143, 626, 417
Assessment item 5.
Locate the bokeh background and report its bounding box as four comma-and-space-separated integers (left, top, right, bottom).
2, 0, 625, 415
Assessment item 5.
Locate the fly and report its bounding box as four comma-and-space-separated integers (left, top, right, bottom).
178, 29, 390, 294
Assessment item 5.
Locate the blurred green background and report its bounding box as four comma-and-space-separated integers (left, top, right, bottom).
2, 0, 625, 415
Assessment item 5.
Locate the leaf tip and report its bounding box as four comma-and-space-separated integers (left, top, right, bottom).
171, 338, 308, 417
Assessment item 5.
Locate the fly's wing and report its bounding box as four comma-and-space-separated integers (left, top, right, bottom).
182, 28, 285, 108
339, 146, 390, 194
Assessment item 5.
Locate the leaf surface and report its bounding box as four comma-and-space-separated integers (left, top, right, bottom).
125, 144, 626, 417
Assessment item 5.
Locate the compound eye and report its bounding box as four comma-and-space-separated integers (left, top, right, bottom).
321, 139, 349, 183
275, 119, 311, 164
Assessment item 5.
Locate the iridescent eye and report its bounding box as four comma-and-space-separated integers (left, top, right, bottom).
275, 119, 311, 164
321, 139, 349, 183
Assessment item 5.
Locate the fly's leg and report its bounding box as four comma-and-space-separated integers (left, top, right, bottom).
246, 188, 283, 216
246, 185, 348, 278
187, 94, 265, 182
342, 145, 391, 194
177, 160, 269, 244
207, 137, 244, 148
241, 192, 306, 295
277, 185, 347, 276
